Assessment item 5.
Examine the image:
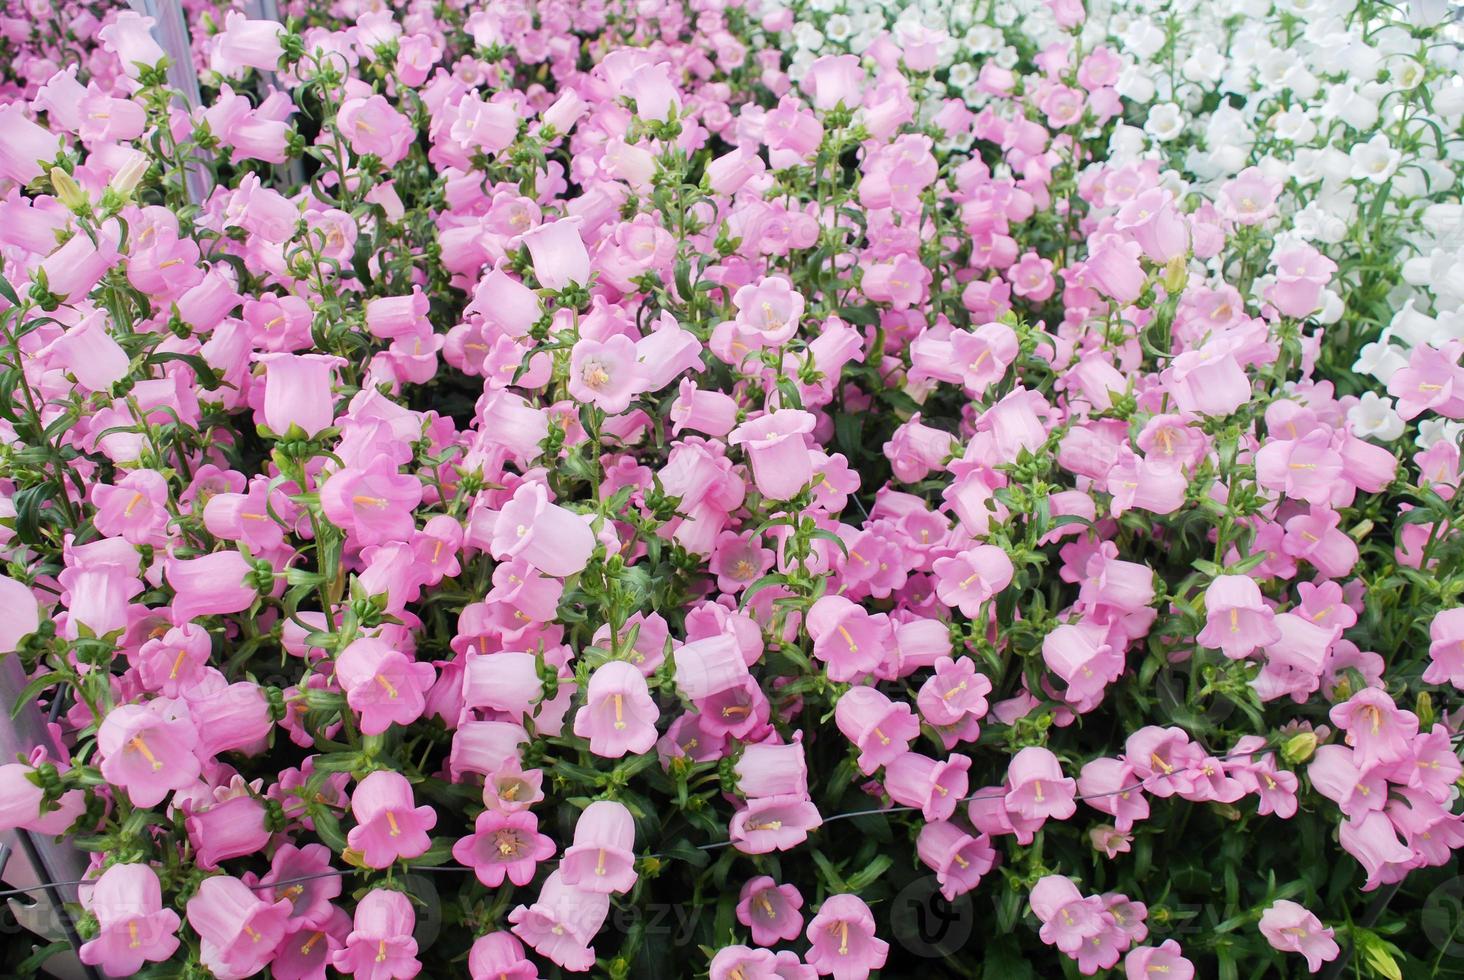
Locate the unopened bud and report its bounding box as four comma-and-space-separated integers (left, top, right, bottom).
1281, 731, 1318, 765
50, 167, 88, 212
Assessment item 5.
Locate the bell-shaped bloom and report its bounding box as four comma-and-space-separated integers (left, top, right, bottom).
186, 875, 293, 979
736, 876, 805, 947
346, 771, 438, 868
1257, 900, 1339, 972
166, 551, 256, 624
569, 335, 647, 414
1124, 940, 1195, 980
1005, 746, 1077, 821
508, 869, 610, 971
1042, 622, 1123, 709
79, 864, 181, 976
1030, 876, 1108, 955
469, 932, 537, 980
136, 623, 212, 697
0, 575, 39, 653
337, 637, 437, 735
253, 353, 345, 437
885, 751, 971, 821
806, 595, 890, 681
453, 809, 556, 887
258, 843, 340, 927
210, 11, 286, 76
1424, 607, 1464, 687
729, 794, 824, 854
521, 216, 590, 290
574, 660, 658, 757
1339, 810, 1415, 889
834, 687, 919, 774
91, 469, 170, 546
916, 656, 993, 728
1197, 575, 1280, 659
917, 821, 997, 900
462, 651, 544, 719
449, 721, 529, 781
673, 632, 752, 700
932, 545, 1014, 616
560, 800, 637, 894
491, 482, 596, 578
1077, 757, 1150, 831
332, 889, 420, 980
0, 761, 86, 835
736, 738, 809, 800
187, 794, 272, 870
97, 699, 201, 807
728, 411, 817, 501
1329, 689, 1419, 768
805, 894, 888, 980
322, 458, 424, 547
1307, 744, 1386, 817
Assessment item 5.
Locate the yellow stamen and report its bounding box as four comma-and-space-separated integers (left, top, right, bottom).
837, 625, 857, 652
595, 849, 606, 876
838, 921, 849, 955
124, 492, 144, 517
1033, 780, 1044, 802
300, 932, 323, 955
613, 693, 625, 730
376, 674, 399, 699
128, 921, 140, 949
943, 681, 967, 700
351, 495, 387, 508
169, 648, 189, 680
873, 726, 890, 745
1229, 608, 1239, 633
376, 939, 388, 963
386, 811, 401, 837
129, 735, 163, 771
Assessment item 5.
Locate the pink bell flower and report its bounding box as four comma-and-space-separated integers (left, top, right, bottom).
569, 335, 647, 414
507, 869, 609, 971
834, 687, 920, 774
520, 216, 590, 291
165, 550, 257, 624
490, 482, 596, 578
468, 932, 537, 980
1196, 575, 1281, 659
804, 894, 889, 980
736, 876, 805, 947
1329, 689, 1418, 767
336, 637, 436, 736
806, 595, 890, 681
729, 410, 817, 501
253, 353, 346, 438
729, 794, 824, 854
573, 660, 658, 758
97, 699, 201, 807
1123, 940, 1194, 980
915, 656, 992, 727
932, 544, 1014, 616
917, 820, 997, 899
453, 809, 556, 887
78, 864, 181, 976
321, 458, 424, 547
1004, 746, 1077, 821
186, 875, 293, 979
1257, 900, 1339, 971
560, 800, 637, 894
885, 751, 971, 821
346, 771, 438, 868
332, 889, 420, 980
1423, 607, 1464, 687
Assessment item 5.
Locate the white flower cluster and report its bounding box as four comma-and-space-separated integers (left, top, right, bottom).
757, 0, 1464, 447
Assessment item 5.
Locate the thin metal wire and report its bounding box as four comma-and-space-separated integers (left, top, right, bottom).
0, 741, 1312, 900
6, 731, 1458, 902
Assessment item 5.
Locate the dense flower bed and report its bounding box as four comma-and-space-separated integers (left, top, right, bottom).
0, 0, 1462, 977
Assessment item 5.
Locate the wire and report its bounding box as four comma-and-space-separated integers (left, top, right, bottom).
0, 742, 1300, 901
7, 731, 1460, 903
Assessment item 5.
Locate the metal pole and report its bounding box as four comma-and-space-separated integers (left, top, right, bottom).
127, 0, 211, 205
